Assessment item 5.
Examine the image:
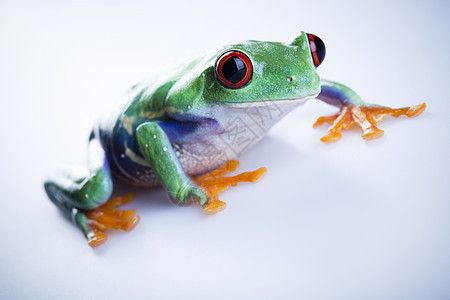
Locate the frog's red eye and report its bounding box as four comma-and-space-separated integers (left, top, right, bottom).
307, 33, 326, 68
215, 50, 253, 89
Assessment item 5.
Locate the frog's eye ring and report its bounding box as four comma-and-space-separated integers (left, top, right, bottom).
307, 33, 326, 68
215, 50, 253, 89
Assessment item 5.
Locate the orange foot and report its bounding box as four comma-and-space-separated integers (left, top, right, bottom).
313, 103, 426, 143
84, 193, 140, 247
192, 160, 266, 215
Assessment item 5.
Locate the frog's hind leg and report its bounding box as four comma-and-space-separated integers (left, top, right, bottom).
193, 160, 266, 215
44, 165, 113, 247
44, 134, 139, 247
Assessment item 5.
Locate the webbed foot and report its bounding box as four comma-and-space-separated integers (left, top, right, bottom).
313, 103, 426, 143
192, 160, 266, 215
83, 193, 140, 247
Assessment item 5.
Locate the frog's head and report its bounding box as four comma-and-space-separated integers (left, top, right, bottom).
199, 31, 325, 106
166, 32, 326, 113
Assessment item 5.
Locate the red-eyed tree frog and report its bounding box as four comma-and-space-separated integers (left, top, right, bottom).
44, 32, 426, 247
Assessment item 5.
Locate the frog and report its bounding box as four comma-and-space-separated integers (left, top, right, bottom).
44, 32, 426, 247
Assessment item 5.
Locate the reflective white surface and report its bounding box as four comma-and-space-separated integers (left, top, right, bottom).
1, 0, 449, 299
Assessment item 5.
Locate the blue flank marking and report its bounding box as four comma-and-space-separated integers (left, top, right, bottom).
99, 117, 220, 184
158, 120, 202, 144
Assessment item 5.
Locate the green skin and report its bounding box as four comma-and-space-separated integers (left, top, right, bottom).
44, 32, 377, 241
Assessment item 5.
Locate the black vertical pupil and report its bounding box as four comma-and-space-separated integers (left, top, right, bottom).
222, 56, 247, 84
312, 35, 326, 65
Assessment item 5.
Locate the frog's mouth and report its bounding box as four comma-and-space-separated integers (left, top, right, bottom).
215, 92, 320, 108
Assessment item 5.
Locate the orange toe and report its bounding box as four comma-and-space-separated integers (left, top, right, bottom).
361, 127, 384, 140
124, 215, 140, 232
203, 200, 227, 215
87, 229, 108, 247
406, 103, 426, 117
320, 132, 342, 143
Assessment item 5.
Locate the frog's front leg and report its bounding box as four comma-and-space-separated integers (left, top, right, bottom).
136, 122, 266, 214
313, 79, 426, 143
136, 122, 209, 207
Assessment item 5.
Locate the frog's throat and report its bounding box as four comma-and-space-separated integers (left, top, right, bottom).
211, 93, 319, 108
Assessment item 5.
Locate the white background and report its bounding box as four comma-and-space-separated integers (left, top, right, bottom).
1, 0, 449, 299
